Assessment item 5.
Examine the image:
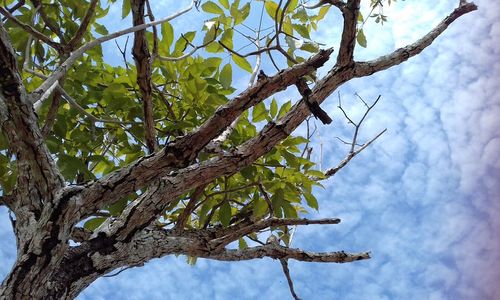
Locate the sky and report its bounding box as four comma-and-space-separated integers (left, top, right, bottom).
1, 0, 499, 299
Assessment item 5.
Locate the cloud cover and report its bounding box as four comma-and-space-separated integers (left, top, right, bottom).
1, 1, 498, 299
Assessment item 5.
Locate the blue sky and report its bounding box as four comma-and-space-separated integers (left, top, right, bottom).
1, 0, 499, 299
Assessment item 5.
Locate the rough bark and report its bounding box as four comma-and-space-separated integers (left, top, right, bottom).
0, 2, 477, 299
132, 0, 157, 153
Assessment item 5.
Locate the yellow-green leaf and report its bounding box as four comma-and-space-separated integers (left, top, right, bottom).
219, 201, 232, 226
161, 22, 174, 49
84, 217, 106, 231
357, 29, 367, 48
202, 1, 224, 14
121, 0, 131, 19
252, 102, 268, 122
232, 55, 252, 73
219, 0, 229, 9
270, 98, 278, 118
277, 100, 292, 119
220, 63, 232, 89
317, 6, 330, 21
265, 1, 281, 21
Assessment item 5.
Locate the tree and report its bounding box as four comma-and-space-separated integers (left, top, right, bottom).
0, 0, 476, 299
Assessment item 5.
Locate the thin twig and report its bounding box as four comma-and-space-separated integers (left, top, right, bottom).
280, 259, 301, 300
324, 128, 386, 178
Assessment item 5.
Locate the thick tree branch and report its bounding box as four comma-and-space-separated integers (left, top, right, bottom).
0, 22, 64, 203
0, 195, 14, 210
354, 2, 477, 77
58, 224, 368, 297
132, 0, 157, 154
336, 0, 360, 66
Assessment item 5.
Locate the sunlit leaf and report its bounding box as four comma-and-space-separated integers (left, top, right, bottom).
357, 28, 367, 48
202, 1, 224, 14
232, 55, 253, 73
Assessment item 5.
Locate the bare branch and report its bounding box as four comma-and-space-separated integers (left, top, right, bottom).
207, 246, 371, 263
41, 89, 62, 137
174, 184, 207, 230
323, 128, 386, 178
210, 218, 341, 249
354, 2, 478, 77
280, 259, 301, 300
257, 183, 274, 216
2, 0, 25, 17
219, 40, 277, 58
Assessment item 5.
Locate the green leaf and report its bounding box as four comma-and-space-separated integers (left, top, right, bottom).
161, 22, 174, 49
286, 0, 299, 12
252, 102, 268, 122
277, 100, 292, 119
187, 256, 198, 265
317, 6, 330, 21
121, 0, 131, 18
300, 41, 320, 53
282, 201, 298, 218
220, 63, 232, 89
202, 1, 224, 14
357, 29, 367, 48
253, 197, 269, 218
83, 217, 106, 231
303, 191, 319, 210
238, 238, 248, 249
219, 201, 232, 226
235, 3, 251, 25
230, 0, 241, 19
292, 24, 310, 39
203, 21, 220, 45
264, 1, 281, 22
306, 169, 326, 179
270, 98, 278, 119
219, 0, 229, 9
94, 23, 108, 35
232, 55, 253, 73
219, 28, 233, 49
